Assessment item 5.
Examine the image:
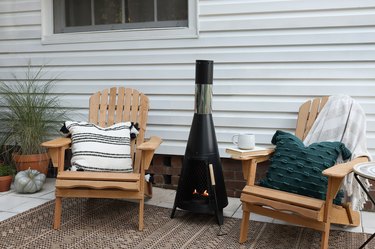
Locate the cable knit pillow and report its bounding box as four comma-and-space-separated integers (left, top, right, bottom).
65, 121, 134, 172
260, 130, 351, 204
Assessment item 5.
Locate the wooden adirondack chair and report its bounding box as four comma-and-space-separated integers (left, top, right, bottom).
41, 87, 162, 231
237, 97, 368, 249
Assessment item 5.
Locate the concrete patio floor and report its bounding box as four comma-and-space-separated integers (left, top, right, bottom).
1, 178, 374, 236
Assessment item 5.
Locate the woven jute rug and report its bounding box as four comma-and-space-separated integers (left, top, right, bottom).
0, 198, 371, 249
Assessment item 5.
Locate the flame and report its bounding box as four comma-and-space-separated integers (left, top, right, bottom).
202, 190, 209, 197
192, 189, 199, 195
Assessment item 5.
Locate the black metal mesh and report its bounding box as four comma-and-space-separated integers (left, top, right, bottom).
177, 159, 210, 204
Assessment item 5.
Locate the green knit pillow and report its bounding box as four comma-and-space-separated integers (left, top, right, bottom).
260, 130, 351, 204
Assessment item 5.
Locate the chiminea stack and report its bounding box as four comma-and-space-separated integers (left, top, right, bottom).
171, 60, 228, 225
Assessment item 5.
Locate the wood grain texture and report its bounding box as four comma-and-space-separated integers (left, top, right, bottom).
237, 96, 363, 248
42, 87, 161, 231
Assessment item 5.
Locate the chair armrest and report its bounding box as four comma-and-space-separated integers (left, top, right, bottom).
137, 136, 162, 171
322, 156, 369, 178
41, 137, 71, 172
230, 152, 273, 186
137, 136, 162, 151
41, 137, 71, 148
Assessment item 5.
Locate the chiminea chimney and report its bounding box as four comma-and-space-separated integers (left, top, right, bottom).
171, 60, 228, 225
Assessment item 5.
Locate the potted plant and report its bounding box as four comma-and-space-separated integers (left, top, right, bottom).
0, 163, 14, 192
0, 63, 67, 175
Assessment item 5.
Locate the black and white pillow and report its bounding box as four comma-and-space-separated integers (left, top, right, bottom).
65, 121, 134, 172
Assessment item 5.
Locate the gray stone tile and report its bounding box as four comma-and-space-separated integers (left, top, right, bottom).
156, 201, 174, 209
0, 211, 18, 222
232, 207, 243, 219
224, 197, 241, 217
361, 211, 375, 229
144, 197, 161, 206
8, 178, 56, 198
150, 187, 176, 203
226, 197, 241, 210
0, 186, 16, 196
0, 189, 13, 196
249, 213, 274, 223
363, 227, 375, 235
145, 187, 176, 206
272, 219, 298, 226
231, 207, 273, 223
38, 192, 56, 200
331, 224, 363, 233
8, 198, 50, 213
0, 195, 30, 211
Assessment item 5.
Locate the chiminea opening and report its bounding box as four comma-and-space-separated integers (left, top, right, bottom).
171, 60, 228, 225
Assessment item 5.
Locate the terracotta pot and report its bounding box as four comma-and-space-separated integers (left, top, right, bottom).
0, 175, 12, 192
13, 153, 50, 175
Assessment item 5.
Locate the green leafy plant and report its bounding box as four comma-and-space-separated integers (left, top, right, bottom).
0, 163, 15, 176
0, 63, 67, 155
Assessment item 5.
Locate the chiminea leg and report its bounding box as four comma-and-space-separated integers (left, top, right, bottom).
216, 209, 224, 225
209, 163, 224, 226
171, 187, 181, 218
171, 171, 184, 219
171, 203, 177, 218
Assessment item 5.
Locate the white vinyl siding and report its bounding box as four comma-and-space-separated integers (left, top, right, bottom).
1, 0, 375, 158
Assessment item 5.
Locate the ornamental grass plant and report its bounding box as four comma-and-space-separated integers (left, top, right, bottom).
0, 63, 67, 156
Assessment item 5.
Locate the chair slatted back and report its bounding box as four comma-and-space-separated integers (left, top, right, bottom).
88, 87, 149, 173
295, 96, 329, 141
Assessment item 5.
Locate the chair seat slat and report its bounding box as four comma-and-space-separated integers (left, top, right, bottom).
57, 171, 140, 182
242, 185, 324, 210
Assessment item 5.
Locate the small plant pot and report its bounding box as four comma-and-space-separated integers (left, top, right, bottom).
13, 153, 50, 175
0, 175, 12, 192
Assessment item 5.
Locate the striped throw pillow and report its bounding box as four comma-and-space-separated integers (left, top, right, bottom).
65, 121, 133, 172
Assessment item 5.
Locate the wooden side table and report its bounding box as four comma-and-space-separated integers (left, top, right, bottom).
353, 162, 375, 249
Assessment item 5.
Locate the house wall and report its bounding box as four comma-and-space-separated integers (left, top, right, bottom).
1, 0, 375, 200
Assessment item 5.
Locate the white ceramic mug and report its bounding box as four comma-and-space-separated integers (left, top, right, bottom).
232, 133, 255, 150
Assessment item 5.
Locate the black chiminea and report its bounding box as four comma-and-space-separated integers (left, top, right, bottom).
171, 60, 228, 225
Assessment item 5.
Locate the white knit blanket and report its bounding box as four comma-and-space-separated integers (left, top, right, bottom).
303, 95, 372, 211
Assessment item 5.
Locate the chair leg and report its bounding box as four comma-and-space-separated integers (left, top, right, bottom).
320, 223, 330, 249
139, 198, 144, 231
239, 204, 251, 243
53, 197, 62, 230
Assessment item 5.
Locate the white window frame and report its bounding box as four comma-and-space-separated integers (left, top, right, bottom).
41, 0, 198, 44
